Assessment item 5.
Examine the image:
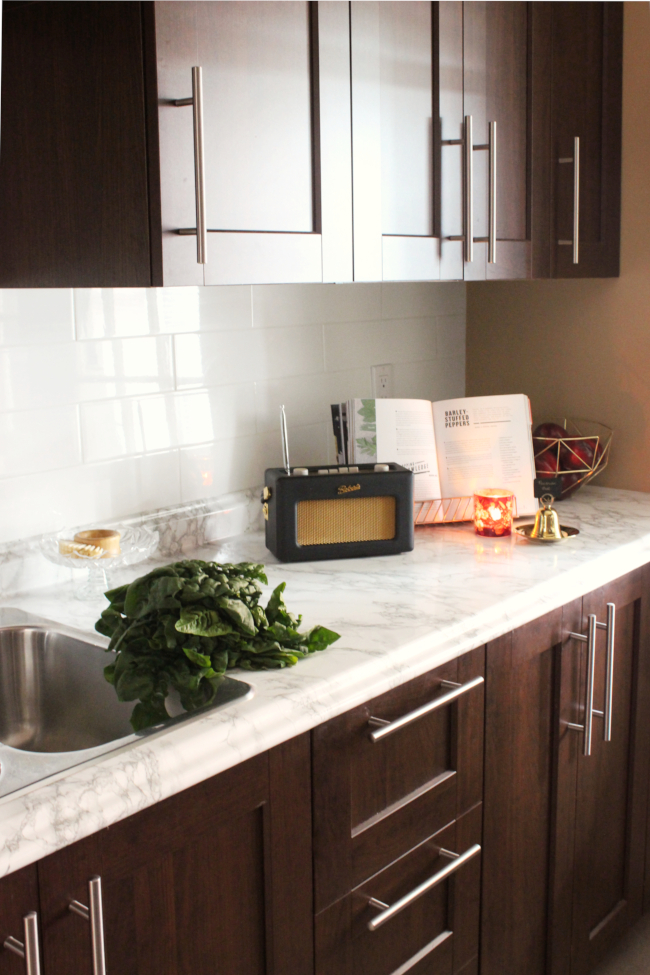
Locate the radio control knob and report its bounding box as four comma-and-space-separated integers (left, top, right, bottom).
374, 464, 390, 472
293, 467, 309, 476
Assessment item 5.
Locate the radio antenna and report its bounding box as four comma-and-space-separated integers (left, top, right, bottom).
280, 405, 290, 475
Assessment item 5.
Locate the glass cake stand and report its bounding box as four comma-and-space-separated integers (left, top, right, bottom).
40, 525, 159, 600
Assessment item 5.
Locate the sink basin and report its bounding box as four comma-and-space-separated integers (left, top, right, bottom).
0, 625, 252, 754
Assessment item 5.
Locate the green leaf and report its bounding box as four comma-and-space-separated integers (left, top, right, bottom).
217, 597, 256, 636
130, 696, 170, 732
183, 646, 213, 669
175, 606, 233, 638
95, 606, 123, 639
103, 583, 129, 611
211, 649, 229, 676
306, 625, 341, 652
124, 575, 184, 619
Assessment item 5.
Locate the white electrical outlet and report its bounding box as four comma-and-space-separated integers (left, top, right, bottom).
371, 363, 394, 398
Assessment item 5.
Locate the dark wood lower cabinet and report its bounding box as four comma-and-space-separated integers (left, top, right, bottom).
3, 569, 650, 975
315, 804, 482, 975
0, 863, 40, 975
553, 573, 650, 975
36, 734, 313, 975
312, 646, 485, 975
482, 567, 650, 975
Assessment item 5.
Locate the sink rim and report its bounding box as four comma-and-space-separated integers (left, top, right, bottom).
0, 609, 254, 800
0, 621, 254, 756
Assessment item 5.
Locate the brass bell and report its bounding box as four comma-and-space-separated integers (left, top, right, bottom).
530, 494, 563, 541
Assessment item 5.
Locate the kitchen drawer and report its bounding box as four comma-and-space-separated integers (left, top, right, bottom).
315, 804, 482, 975
313, 646, 484, 911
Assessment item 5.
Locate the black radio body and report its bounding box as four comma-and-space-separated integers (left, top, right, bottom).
263, 463, 414, 562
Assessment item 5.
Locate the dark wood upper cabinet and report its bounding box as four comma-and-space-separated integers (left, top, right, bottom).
439, 1, 531, 282
531, 2, 623, 279
0, 1, 154, 288
0, 0, 623, 286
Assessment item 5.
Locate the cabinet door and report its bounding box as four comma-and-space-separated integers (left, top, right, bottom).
481, 607, 565, 975
551, 569, 650, 975
350, 1, 440, 282
440, 2, 530, 282
550, 3, 623, 278
37, 736, 313, 975
0, 864, 41, 975
156, 0, 352, 286
0, 1, 152, 288
482, 571, 650, 975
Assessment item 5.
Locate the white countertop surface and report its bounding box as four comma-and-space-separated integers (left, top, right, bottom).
1, 484, 650, 877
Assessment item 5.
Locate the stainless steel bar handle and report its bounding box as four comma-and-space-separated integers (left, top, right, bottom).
464, 115, 474, 263
572, 136, 580, 264
583, 613, 597, 757
69, 877, 107, 975
367, 844, 481, 931
3, 912, 42, 975
368, 675, 484, 743
174, 67, 207, 265
192, 67, 207, 266
602, 602, 616, 741
488, 121, 497, 264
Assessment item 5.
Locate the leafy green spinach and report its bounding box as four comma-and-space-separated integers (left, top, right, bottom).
96, 560, 340, 732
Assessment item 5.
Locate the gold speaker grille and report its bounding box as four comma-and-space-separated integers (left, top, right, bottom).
297, 496, 396, 546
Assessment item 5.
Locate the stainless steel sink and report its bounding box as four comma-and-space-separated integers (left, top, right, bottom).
0, 625, 252, 754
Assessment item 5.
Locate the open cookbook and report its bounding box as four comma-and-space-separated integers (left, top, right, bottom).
331, 394, 537, 517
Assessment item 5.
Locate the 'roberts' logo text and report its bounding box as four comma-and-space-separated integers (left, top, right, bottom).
338, 483, 361, 495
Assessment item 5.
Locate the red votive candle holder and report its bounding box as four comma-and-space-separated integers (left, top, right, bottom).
473, 489, 515, 537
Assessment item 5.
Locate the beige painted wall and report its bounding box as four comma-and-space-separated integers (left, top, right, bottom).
466, 1, 650, 492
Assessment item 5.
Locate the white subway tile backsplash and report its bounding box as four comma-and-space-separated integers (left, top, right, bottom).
0, 450, 182, 544
254, 368, 371, 435
0, 405, 81, 478
252, 283, 382, 328
74, 286, 252, 339
0, 281, 465, 551
175, 326, 324, 389
80, 386, 259, 464
80, 398, 145, 461
179, 422, 330, 502
323, 317, 438, 372
74, 337, 176, 401
0, 337, 174, 411
0, 289, 74, 347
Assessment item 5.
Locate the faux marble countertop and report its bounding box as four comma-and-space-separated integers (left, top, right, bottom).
2, 484, 650, 877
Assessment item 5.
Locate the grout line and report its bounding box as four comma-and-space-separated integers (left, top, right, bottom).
71, 289, 79, 342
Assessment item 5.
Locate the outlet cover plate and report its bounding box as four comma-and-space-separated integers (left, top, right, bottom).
371, 363, 394, 398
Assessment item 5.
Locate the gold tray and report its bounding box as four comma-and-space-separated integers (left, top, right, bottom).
516, 524, 580, 543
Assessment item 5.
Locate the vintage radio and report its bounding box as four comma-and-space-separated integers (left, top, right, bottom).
262, 463, 414, 562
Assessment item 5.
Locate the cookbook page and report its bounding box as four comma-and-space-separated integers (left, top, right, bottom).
431, 394, 537, 515
350, 399, 441, 501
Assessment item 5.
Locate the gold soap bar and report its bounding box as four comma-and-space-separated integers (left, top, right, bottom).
73, 529, 121, 558
58, 539, 104, 559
